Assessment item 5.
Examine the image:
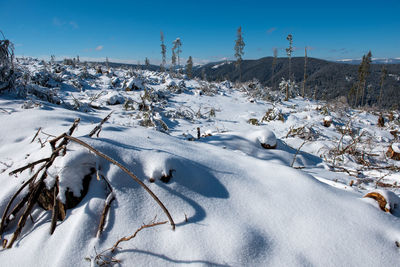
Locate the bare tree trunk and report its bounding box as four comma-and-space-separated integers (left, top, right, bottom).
285, 83, 289, 101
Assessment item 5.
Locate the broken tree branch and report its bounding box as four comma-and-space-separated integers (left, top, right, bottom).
89, 111, 113, 138
50, 177, 59, 235
30, 127, 42, 143
96, 191, 115, 238
9, 157, 50, 175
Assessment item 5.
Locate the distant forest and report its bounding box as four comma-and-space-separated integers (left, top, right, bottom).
192, 57, 400, 109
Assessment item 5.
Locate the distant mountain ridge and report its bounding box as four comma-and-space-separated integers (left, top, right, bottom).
192, 57, 400, 109
335, 58, 400, 65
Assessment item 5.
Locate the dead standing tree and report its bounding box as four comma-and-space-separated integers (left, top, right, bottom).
0, 31, 15, 91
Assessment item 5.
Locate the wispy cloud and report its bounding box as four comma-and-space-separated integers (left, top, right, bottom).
53, 17, 79, 29
95, 45, 104, 51
266, 27, 277, 34
53, 17, 64, 27
69, 21, 79, 29
329, 48, 350, 54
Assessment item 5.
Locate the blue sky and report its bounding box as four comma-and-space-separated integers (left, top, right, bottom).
1, 0, 399, 64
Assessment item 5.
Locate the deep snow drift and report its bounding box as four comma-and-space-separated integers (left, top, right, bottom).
0, 58, 400, 266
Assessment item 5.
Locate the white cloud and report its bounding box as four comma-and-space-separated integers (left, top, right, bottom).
53, 17, 64, 27
95, 45, 104, 51
69, 21, 79, 29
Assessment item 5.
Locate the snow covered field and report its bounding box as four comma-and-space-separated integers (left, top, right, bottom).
1, 58, 400, 266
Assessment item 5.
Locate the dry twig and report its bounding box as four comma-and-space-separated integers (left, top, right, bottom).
111, 220, 167, 252
30, 127, 41, 143
89, 111, 114, 138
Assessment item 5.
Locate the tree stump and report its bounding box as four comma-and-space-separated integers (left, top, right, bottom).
386, 143, 400, 160
323, 116, 332, 127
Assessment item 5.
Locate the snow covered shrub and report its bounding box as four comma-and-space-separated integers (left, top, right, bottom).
286, 125, 318, 140
279, 78, 298, 99
63, 58, 75, 67
200, 82, 218, 96
262, 107, 285, 122
126, 77, 144, 91
248, 118, 259, 125
317, 105, 330, 115
123, 99, 135, 110
209, 107, 216, 118
164, 106, 195, 121
139, 111, 155, 127
103, 91, 125, 105
243, 79, 273, 101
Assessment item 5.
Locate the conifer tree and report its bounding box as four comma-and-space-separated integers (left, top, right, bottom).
302, 47, 307, 98
234, 26, 245, 82
201, 68, 207, 81
145, 57, 150, 67
271, 48, 277, 90
361, 51, 372, 106
356, 51, 372, 106
186, 56, 193, 79
285, 34, 293, 100
160, 31, 166, 72
378, 65, 387, 108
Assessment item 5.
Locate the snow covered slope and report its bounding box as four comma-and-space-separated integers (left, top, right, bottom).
0, 58, 400, 266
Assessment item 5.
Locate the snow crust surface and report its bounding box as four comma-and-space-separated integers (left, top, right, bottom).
0, 58, 400, 266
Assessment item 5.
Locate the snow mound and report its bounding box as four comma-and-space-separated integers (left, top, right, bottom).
392, 143, 400, 154
101, 91, 125, 105
247, 128, 277, 148
47, 146, 96, 203
126, 77, 144, 90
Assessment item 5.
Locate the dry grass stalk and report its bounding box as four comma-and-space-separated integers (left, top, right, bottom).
96, 174, 115, 238
9, 157, 50, 175
291, 138, 309, 168
96, 191, 115, 238
110, 220, 167, 252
